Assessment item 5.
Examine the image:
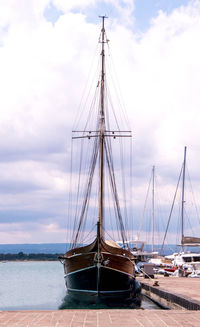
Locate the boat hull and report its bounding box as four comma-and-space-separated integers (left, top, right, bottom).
63, 249, 141, 307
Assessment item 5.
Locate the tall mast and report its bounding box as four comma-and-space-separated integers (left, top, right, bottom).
152, 166, 155, 252
97, 15, 107, 241
181, 146, 187, 252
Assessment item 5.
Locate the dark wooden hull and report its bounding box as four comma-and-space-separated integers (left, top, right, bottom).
60, 239, 141, 306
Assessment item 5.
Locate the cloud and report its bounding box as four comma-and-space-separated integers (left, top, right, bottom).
53, 0, 135, 25
0, 0, 199, 244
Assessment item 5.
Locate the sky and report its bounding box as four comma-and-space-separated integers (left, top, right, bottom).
0, 0, 200, 245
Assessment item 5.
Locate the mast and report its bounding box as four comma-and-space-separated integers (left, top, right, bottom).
152, 166, 155, 252
181, 146, 187, 252
97, 15, 107, 241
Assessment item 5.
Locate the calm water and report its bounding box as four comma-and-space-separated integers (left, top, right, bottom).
0, 261, 159, 310
0, 261, 65, 310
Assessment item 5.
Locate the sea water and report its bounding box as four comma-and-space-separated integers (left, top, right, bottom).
0, 261, 65, 310
0, 261, 159, 310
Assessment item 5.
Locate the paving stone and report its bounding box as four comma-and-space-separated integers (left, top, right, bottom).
1, 309, 200, 326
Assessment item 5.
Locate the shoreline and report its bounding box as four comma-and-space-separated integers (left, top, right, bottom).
0, 252, 63, 262
1, 259, 60, 262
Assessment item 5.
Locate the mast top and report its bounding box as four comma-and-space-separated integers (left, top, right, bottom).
99, 15, 108, 30
99, 15, 108, 20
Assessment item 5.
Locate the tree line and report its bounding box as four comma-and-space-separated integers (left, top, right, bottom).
0, 252, 62, 261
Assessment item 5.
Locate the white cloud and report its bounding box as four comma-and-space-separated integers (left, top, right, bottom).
0, 0, 200, 244
109, 1, 200, 170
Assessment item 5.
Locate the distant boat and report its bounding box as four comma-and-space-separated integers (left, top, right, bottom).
133, 166, 159, 263
162, 147, 200, 270
59, 16, 141, 307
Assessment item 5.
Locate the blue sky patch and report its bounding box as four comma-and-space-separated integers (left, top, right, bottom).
134, 0, 191, 32
43, 2, 64, 24
43, 0, 191, 31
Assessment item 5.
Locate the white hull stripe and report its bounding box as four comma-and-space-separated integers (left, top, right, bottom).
65, 265, 96, 277
65, 265, 133, 278
67, 288, 131, 293
67, 252, 132, 261
102, 265, 133, 278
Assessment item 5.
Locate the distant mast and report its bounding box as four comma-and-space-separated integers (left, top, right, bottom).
152, 166, 155, 253
181, 146, 187, 252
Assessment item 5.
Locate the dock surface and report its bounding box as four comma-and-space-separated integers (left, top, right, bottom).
138, 275, 200, 309
139, 275, 200, 302
1, 309, 200, 327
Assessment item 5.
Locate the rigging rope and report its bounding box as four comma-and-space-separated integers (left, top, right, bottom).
161, 165, 183, 253
104, 138, 127, 244
187, 166, 200, 225
137, 171, 152, 241
72, 136, 99, 247
67, 31, 133, 249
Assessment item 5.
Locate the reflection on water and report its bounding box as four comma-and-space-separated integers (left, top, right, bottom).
59, 293, 161, 310
141, 295, 162, 310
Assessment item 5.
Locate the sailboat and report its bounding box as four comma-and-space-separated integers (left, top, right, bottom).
179, 147, 200, 251
127, 166, 158, 263
134, 166, 167, 270
162, 146, 200, 270
59, 16, 141, 306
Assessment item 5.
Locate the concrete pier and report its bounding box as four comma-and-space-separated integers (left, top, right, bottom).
1, 309, 200, 327
138, 275, 200, 310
